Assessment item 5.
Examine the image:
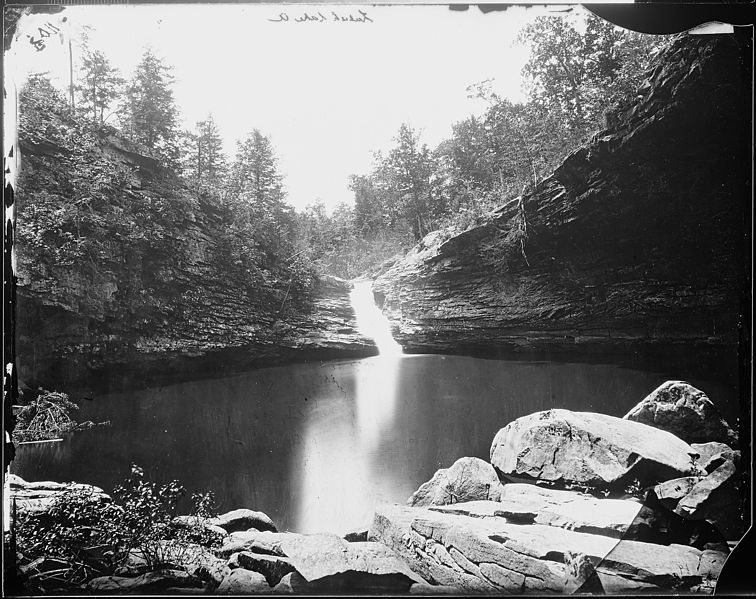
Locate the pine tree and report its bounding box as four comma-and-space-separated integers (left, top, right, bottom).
183, 114, 227, 193
77, 48, 124, 124
122, 49, 179, 156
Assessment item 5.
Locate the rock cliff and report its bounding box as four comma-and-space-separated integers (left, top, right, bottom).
15, 132, 376, 392
374, 35, 750, 359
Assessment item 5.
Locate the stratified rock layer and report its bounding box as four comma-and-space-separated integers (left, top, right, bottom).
374, 35, 748, 360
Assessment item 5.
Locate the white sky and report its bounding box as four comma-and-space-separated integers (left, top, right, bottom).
6, 4, 592, 212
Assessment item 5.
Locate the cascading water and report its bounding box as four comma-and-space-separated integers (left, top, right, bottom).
349, 280, 403, 356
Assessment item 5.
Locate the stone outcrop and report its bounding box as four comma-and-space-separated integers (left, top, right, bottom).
489, 409, 699, 488
369, 501, 726, 593
7, 474, 110, 517
219, 528, 423, 593
624, 381, 738, 447
408, 457, 502, 507
373, 35, 748, 360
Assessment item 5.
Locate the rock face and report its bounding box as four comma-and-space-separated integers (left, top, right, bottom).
624, 381, 738, 447
219, 528, 423, 593
369, 500, 726, 593
489, 409, 698, 488
408, 457, 502, 507
373, 35, 748, 360
18, 270, 377, 391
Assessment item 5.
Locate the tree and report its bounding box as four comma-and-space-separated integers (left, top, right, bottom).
518, 12, 663, 139
228, 129, 294, 258
77, 47, 124, 124
382, 124, 436, 241
122, 49, 179, 156
182, 114, 227, 193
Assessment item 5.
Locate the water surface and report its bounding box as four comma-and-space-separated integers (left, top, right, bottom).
13, 353, 739, 535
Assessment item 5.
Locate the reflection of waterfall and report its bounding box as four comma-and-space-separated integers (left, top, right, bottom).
293, 280, 405, 534
349, 280, 403, 357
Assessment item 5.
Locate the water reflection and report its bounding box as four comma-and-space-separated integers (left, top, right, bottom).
12, 354, 739, 535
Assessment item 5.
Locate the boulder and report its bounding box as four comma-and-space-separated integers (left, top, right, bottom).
433, 483, 643, 538
653, 477, 700, 506
691, 441, 740, 472
343, 528, 369, 542
277, 534, 424, 590
408, 457, 502, 507
675, 459, 744, 539
208, 508, 277, 533
370, 502, 726, 592
623, 381, 738, 447
272, 571, 313, 593
490, 409, 698, 489
216, 568, 270, 594
234, 550, 296, 586
217, 529, 296, 558
87, 569, 201, 592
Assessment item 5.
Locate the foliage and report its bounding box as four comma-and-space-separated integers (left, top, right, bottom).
121, 49, 179, 160
77, 46, 124, 124
15, 465, 221, 591
12, 389, 103, 443
15, 486, 125, 588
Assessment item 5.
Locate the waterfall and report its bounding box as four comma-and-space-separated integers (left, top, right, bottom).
349, 280, 403, 356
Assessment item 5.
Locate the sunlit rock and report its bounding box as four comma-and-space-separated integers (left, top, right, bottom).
490, 409, 698, 488
208, 507, 277, 533
407, 457, 502, 507
216, 568, 270, 594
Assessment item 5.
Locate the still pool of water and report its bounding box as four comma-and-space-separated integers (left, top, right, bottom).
12, 353, 739, 535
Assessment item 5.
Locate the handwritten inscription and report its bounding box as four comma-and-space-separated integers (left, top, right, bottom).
269, 10, 373, 24
26, 21, 62, 52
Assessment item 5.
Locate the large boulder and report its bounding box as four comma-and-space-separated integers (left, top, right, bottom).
490, 409, 699, 489
370, 502, 728, 593
623, 381, 738, 447
408, 457, 502, 507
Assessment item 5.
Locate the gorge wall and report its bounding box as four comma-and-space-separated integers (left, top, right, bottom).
374, 35, 750, 364
14, 134, 375, 393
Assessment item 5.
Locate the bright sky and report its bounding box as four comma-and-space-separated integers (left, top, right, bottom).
6, 4, 590, 212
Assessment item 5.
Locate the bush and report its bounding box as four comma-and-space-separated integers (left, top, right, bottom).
15, 465, 220, 590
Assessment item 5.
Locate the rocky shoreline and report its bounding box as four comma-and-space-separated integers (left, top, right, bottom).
7, 380, 745, 595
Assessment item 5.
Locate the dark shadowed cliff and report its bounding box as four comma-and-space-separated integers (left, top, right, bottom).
374, 34, 751, 362
15, 120, 375, 392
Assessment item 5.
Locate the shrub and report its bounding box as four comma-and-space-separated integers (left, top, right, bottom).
15, 465, 220, 590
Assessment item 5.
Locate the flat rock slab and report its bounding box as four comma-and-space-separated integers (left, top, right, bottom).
624, 380, 738, 447
87, 569, 201, 593
432, 483, 643, 538
370, 502, 723, 593
278, 533, 425, 587
490, 409, 698, 488
408, 457, 502, 507
7, 474, 110, 515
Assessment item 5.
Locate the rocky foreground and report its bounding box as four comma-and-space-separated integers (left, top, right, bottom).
8, 380, 745, 594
